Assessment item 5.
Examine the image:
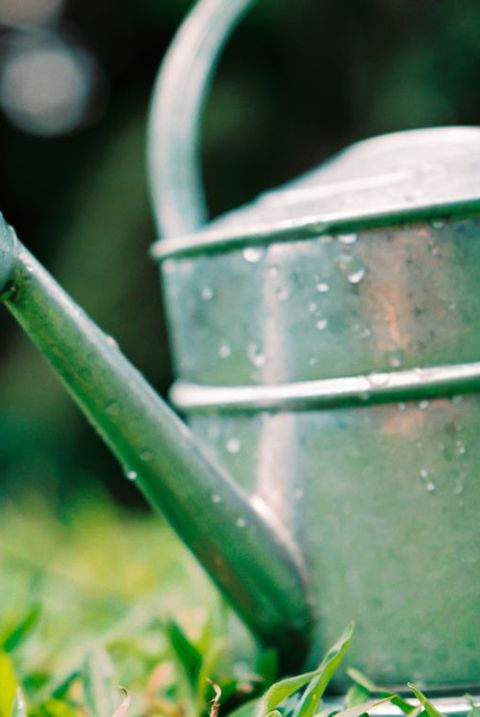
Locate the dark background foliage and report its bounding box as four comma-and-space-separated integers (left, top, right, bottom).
1, 0, 480, 508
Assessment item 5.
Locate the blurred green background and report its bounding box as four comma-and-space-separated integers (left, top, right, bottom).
2, 0, 480, 509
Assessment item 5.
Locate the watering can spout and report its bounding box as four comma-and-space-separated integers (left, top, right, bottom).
0, 215, 314, 667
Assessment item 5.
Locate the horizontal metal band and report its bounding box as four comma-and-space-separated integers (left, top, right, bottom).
170, 360, 480, 413
151, 196, 480, 261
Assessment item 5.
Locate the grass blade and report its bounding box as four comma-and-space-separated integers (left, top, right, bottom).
82, 648, 116, 717
11, 689, 27, 717
2, 606, 41, 653
347, 669, 415, 714
165, 619, 203, 690
407, 684, 446, 717
254, 623, 354, 717
466, 696, 480, 717
292, 623, 355, 717
0, 652, 18, 717
333, 696, 394, 717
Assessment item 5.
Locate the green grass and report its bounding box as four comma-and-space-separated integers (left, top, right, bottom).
0, 494, 478, 717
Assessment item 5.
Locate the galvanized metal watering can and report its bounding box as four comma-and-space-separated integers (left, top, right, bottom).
1, 0, 480, 695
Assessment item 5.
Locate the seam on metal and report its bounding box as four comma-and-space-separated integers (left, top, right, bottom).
170, 360, 480, 413
151, 197, 480, 261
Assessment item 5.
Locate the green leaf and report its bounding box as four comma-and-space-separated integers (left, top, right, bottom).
407, 684, 446, 717
0, 652, 18, 717
345, 685, 371, 708
292, 622, 355, 717
82, 649, 117, 717
40, 698, 79, 717
334, 696, 395, 717
347, 669, 414, 715
228, 702, 259, 717
11, 689, 27, 717
466, 696, 480, 717
346, 669, 377, 693
254, 622, 354, 717
197, 639, 225, 710
2, 606, 41, 653
165, 620, 203, 690
255, 650, 278, 686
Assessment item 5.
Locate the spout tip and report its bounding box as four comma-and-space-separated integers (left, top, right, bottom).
0, 214, 18, 299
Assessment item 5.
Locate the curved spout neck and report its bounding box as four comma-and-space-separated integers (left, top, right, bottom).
0, 215, 314, 668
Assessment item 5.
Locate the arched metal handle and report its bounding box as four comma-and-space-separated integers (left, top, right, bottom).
148, 0, 255, 239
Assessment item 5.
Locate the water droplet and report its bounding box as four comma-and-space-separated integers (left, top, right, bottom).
338, 232, 358, 245
316, 282, 330, 293
201, 286, 214, 301
419, 468, 429, 479
268, 265, 279, 278
218, 342, 232, 359
126, 470, 138, 481
431, 219, 446, 230
226, 438, 241, 454
316, 318, 328, 331
360, 327, 372, 339
348, 267, 366, 285
309, 302, 317, 313
451, 395, 463, 406
247, 343, 266, 367
236, 517, 247, 528
367, 372, 390, 388
106, 335, 119, 350
308, 356, 318, 366
426, 481, 436, 493
276, 286, 290, 301
455, 440, 466, 455
140, 449, 153, 462
398, 402, 406, 411
106, 401, 120, 416
310, 222, 328, 235
243, 246, 264, 263
212, 494, 222, 504
387, 349, 403, 368
418, 400, 429, 410
454, 479, 465, 496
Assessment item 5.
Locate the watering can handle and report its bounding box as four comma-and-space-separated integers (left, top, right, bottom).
148, 0, 256, 239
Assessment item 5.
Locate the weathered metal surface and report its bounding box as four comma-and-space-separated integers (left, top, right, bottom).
150, 0, 480, 690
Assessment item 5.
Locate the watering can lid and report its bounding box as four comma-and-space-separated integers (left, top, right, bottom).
153, 126, 480, 259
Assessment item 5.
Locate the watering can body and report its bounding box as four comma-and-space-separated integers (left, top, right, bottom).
154, 127, 480, 690
1, 0, 480, 695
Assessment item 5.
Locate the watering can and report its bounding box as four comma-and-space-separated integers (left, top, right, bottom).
1, 0, 480, 696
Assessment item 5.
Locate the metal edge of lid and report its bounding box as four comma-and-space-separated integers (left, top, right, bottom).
150, 197, 480, 262
169, 360, 480, 413
322, 126, 480, 163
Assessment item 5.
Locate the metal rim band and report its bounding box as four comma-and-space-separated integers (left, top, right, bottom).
170, 360, 480, 413
151, 197, 480, 261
